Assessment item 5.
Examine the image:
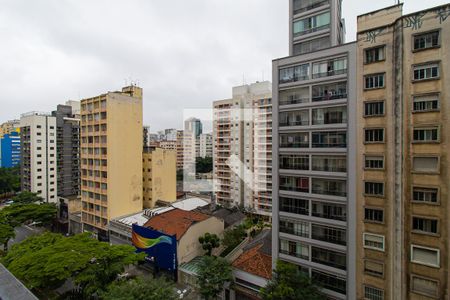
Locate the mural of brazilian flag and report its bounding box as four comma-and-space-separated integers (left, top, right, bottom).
132, 224, 177, 271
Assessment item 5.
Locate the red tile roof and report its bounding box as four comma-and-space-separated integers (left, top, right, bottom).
233, 244, 272, 280
143, 208, 210, 240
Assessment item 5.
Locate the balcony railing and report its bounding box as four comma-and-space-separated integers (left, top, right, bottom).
293, 0, 329, 15
294, 24, 330, 37
280, 249, 309, 260
279, 97, 309, 106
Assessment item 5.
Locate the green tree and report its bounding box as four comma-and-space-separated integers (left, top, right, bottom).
195, 157, 213, 174
0, 166, 20, 194
12, 191, 43, 204
222, 225, 246, 249
197, 256, 233, 300
198, 233, 220, 256
0, 223, 15, 251
2, 232, 145, 296
260, 261, 324, 300
101, 276, 177, 300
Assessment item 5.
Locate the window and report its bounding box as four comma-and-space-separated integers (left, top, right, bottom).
280, 197, 309, 215
365, 155, 384, 169
412, 157, 439, 173
312, 106, 347, 125
279, 64, 310, 83
413, 31, 440, 51
363, 233, 385, 251
279, 87, 309, 105
280, 133, 309, 148
364, 286, 384, 300
311, 131, 346, 148
312, 178, 346, 197
364, 101, 385, 117
280, 176, 309, 193
279, 239, 309, 260
312, 57, 347, 79
365, 182, 384, 197
364, 74, 385, 89
365, 208, 384, 223
412, 217, 438, 234
293, 12, 331, 36
279, 218, 309, 238
365, 46, 385, 64
279, 110, 309, 126
279, 155, 309, 170
293, 36, 330, 55
412, 187, 438, 203
364, 260, 384, 277
311, 156, 346, 172
413, 127, 439, 142
411, 245, 439, 267
312, 81, 347, 102
413, 94, 439, 112
411, 275, 439, 298
364, 128, 384, 143
311, 270, 346, 295
311, 247, 346, 270
413, 63, 439, 81
312, 201, 346, 221
293, 0, 329, 15
311, 224, 346, 245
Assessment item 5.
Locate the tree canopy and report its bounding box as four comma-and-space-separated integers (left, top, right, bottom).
198, 232, 220, 256
12, 191, 43, 204
195, 157, 213, 174
260, 261, 325, 300
0, 166, 20, 194
197, 256, 233, 300
2, 232, 146, 296
101, 276, 177, 300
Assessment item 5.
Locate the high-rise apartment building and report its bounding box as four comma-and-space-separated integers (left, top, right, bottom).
142, 147, 177, 209
213, 81, 272, 212
20, 112, 58, 203
0, 132, 21, 168
0, 120, 20, 138
198, 133, 213, 158
185, 117, 203, 138
356, 4, 450, 299
80, 85, 143, 240
176, 130, 184, 170
52, 103, 80, 197
272, 0, 356, 298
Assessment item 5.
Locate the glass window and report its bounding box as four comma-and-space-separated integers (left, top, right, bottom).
280, 133, 309, 148
413, 94, 439, 112
363, 233, 385, 251
312, 57, 347, 78
280, 197, 309, 215
280, 239, 309, 260
365, 46, 385, 64
312, 270, 346, 295
312, 81, 347, 102
411, 245, 439, 267
280, 218, 309, 238
365, 208, 384, 223
413, 127, 439, 142
412, 217, 438, 234
293, 12, 331, 36
312, 178, 346, 197
311, 156, 346, 172
413, 31, 440, 51
312, 106, 347, 125
364, 128, 384, 143
364, 74, 385, 89
412, 157, 439, 173
365, 155, 384, 169
312, 201, 346, 221
279, 110, 309, 126
413, 63, 439, 81
364, 260, 384, 277
280, 176, 309, 193
279, 155, 309, 170
365, 182, 384, 197
279, 87, 309, 105
311, 247, 346, 270
364, 286, 384, 300
293, 0, 329, 15
279, 64, 310, 84
411, 275, 439, 298
364, 101, 385, 116
412, 187, 438, 203
311, 131, 346, 148
311, 224, 346, 245
293, 36, 330, 55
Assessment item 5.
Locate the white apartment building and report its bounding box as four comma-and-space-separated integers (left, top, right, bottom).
20, 112, 58, 203
198, 133, 213, 158
213, 81, 272, 216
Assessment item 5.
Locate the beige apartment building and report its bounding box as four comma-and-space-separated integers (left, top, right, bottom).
142, 147, 177, 209
80, 85, 143, 239
356, 4, 450, 300
0, 119, 20, 138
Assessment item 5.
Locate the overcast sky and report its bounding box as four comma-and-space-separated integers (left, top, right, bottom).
0, 0, 448, 132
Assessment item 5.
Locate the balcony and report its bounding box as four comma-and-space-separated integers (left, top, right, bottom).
293, 0, 329, 15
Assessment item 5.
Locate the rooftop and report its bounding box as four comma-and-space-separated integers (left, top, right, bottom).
144, 208, 210, 240
0, 263, 38, 300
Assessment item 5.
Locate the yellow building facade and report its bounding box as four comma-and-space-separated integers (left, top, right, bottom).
80, 85, 143, 237
142, 147, 177, 208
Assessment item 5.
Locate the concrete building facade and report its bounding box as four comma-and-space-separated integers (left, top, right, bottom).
272, 0, 357, 299
198, 133, 213, 158
142, 147, 177, 209
80, 85, 143, 239
356, 4, 450, 300
20, 112, 58, 203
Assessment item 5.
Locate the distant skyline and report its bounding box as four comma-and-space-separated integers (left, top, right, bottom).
0, 0, 448, 131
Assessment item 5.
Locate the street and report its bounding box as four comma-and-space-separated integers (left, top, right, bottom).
7, 225, 45, 248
